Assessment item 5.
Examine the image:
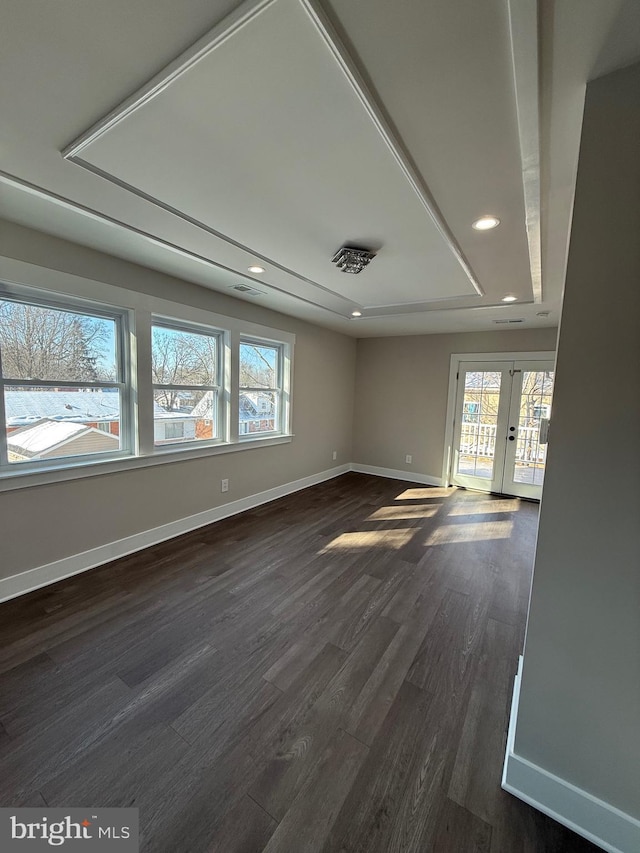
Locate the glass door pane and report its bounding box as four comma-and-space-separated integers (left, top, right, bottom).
457, 370, 502, 479
503, 362, 555, 499
514, 369, 554, 485
451, 363, 512, 493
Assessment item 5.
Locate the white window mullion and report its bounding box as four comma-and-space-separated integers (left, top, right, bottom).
229, 330, 240, 443
0, 345, 8, 467
136, 309, 155, 455
282, 342, 293, 435
116, 307, 134, 456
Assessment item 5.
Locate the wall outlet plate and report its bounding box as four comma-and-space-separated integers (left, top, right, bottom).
221, 478, 229, 493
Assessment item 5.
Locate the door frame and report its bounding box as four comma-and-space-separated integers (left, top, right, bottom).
442, 351, 556, 490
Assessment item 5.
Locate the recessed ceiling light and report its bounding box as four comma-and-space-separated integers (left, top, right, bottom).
472, 215, 500, 231
351, 310, 363, 317
247, 265, 265, 274
502, 295, 518, 302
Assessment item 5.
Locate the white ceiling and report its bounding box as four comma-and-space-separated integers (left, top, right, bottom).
1, 0, 639, 337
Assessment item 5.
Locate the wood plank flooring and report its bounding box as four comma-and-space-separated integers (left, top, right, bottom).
0, 473, 600, 852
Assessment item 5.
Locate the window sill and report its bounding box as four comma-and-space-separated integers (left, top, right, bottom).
0, 434, 294, 493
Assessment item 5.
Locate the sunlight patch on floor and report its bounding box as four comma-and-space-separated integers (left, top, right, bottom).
320, 529, 416, 552
447, 499, 520, 516
425, 520, 514, 545
395, 487, 455, 501
367, 504, 440, 521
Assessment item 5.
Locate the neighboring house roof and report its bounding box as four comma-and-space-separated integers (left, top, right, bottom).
239, 392, 274, 420
192, 391, 273, 422
153, 408, 196, 421
4, 390, 272, 432
191, 390, 215, 419
240, 395, 259, 418
5, 390, 120, 426
5, 389, 188, 426
7, 419, 119, 459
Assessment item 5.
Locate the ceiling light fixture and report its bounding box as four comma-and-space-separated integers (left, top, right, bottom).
247, 265, 265, 274
502, 295, 518, 302
332, 245, 376, 274
472, 215, 500, 231
351, 310, 363, 317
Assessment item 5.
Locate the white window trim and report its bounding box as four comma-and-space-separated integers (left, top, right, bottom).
0, 282, 134, 475
238, 335, 289, 440
150, 315, 227, 451
0, 257, 295, 493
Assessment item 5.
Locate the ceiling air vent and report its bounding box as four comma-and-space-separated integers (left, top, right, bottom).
332, 245, 376, 274
229, 284, 264, 296
493, 318, 524, 324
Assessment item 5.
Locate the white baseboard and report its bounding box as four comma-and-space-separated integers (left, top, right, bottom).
350, 463, 443, 487
503, 657, 640, 853
0, 464, 350, 603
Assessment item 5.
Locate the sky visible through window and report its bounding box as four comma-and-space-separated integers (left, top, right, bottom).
0, 299, 117, 382
240, 342, 277, 388
151, 325, 217, 389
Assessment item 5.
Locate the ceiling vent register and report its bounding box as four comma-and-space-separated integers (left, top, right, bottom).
229, 284, 264, 296
332, 246, 376, 274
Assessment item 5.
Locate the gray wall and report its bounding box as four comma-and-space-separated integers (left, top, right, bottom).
0, 222, 356, 579
514, 63, 640, 817
353, 328, 558, 479
0, 221, 558, 584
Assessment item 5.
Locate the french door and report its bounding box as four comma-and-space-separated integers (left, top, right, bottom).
450, 359, 554, 499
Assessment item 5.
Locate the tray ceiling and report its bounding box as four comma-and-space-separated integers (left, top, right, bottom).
1, 0, 638, 335
64, 0, 480, 316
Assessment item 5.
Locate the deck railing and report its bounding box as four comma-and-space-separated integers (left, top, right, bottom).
460, 423, 545, 462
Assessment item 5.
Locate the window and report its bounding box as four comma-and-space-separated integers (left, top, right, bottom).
152, 320, 222, 447
0, 289, 130, 471
533, 403, 551, 420
163, 422, 185, 441
0, 268, 294, 486
239, 338, 284, 436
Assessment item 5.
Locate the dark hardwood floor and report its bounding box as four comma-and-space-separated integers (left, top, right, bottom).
0, 473, 599, 852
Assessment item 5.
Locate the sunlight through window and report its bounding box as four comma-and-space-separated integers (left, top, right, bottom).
447, 499, 520, 516
320, 529, 415, 552
395, 487, 454, 501
425, 520, 513, 545
367, 505, 440, 521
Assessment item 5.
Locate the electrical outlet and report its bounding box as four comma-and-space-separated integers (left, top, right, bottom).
405, 454, 412, 464
332, 450, 337, 461
221, 478, 229, 493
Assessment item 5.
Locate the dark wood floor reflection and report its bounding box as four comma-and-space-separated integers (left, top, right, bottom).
0, 473, 599, 852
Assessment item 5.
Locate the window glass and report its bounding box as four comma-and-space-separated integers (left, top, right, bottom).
239, 342, 277, 389
239, 340, 282, 436
151, 325, 216, 386
152, 322, 220, 447
0, 295, 127, 469
0, 300, 117, 383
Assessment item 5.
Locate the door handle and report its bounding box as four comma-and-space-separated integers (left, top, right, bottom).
508, 435, 515, 441
509, 426, 516, 432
